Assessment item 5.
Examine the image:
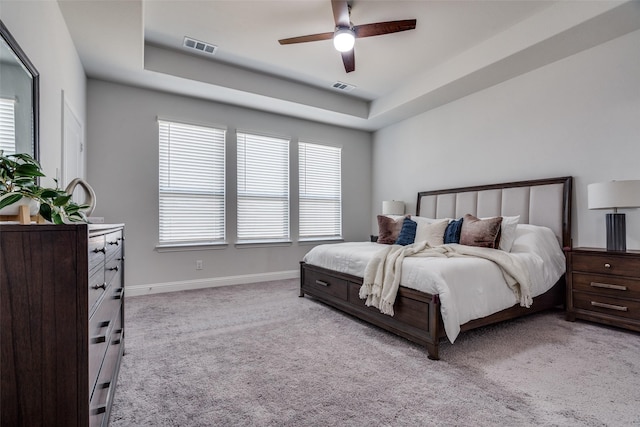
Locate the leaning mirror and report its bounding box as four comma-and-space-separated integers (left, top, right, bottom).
0, 19, 39, 160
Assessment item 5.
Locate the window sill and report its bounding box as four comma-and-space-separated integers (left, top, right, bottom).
235, 240, 292, 249
155, 242, 228, 252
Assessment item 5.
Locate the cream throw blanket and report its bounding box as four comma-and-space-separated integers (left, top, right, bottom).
359, 241, 533, 316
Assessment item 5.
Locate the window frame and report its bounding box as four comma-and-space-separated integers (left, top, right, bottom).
156, 119, 227, 250
298, 141, 343, 241
236, 130, 290, 244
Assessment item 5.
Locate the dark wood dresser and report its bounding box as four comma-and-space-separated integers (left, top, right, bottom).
566, 247, 640, 332
0, 223, 125, 427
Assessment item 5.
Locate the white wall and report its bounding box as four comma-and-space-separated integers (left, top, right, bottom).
86, 80, 372, 288
372, 29, 640, 250
0, 1, 86, 184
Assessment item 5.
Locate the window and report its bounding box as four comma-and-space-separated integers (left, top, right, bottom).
299, 142, 342, 239
0, 98, 16, 155
158, 120, 225, 246
237, 132, 289, 242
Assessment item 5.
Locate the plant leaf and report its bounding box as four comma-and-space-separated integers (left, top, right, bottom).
40, 189, 59, 199
52, 212, 63, 224
53, 194, 72, 206
0, 193, 23, 209
39, 203, 53, 222
15, 164, 45, 177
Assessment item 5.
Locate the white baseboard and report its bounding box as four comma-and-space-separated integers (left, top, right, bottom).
125, 270, 299, 297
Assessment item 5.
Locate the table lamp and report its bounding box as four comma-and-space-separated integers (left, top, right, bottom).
588, 180, 640, 251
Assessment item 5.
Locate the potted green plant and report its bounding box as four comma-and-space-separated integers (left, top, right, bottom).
0, 151, 88, 224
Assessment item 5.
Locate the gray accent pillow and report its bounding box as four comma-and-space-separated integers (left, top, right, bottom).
377, 215, 406, 244
460, 214, 503, 249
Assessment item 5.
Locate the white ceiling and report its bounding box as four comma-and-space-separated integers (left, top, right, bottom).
58, 0, 640, 131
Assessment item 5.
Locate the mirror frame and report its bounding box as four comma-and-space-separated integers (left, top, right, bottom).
0, 19, 39, 161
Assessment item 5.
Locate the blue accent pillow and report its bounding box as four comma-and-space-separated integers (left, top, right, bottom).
395, 218, 417, 246
444, 218, 463, 244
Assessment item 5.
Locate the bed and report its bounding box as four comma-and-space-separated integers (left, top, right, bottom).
299, 176, 572, 360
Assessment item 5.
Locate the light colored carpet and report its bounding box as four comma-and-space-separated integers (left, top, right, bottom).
110, 279, 640, 426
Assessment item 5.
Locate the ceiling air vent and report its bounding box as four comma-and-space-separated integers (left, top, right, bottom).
183, 36, 217, 55
331, 81, 355, 92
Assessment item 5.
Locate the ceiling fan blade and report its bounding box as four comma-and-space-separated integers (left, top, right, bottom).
354, 19, 417, 38
331, 0, 350, 27
278, 32, 334, 45
341, 50, 355, 73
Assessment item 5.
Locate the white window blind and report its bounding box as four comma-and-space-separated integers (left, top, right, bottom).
299, 142, 342, 239
0, 98, 16, 156
158, 120, 226, 245
237, 132, 289, 241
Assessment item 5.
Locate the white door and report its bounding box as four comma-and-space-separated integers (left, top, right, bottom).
62, 91, 84, 196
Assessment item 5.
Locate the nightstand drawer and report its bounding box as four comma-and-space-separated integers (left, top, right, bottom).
572, 273, 640, 299
573, 292, 640, 320
571, 253, 639, 277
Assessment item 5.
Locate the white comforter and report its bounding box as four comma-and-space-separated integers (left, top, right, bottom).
302, 224, 565, 343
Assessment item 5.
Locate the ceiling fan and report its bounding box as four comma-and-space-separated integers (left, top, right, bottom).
278, 0, 417, 73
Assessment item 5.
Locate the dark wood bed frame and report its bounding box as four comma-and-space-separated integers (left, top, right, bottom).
299, 177, 573, 360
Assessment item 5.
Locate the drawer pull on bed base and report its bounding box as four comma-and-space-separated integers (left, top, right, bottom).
590, 282, 627, 291
591, 301, 628, 312
315, 280, 329, 287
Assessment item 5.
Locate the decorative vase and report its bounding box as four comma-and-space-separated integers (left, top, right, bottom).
0, 193, 40, 216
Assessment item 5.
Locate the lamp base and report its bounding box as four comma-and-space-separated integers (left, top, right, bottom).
606, 213, 626, 252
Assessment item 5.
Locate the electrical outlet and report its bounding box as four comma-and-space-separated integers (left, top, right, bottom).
196, 260, 203, 270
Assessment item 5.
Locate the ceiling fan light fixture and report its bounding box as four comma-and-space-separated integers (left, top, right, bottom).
333, 27, 355, 52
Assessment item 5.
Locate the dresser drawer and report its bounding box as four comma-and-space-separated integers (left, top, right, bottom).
104, 230, 123, 261
573, 292, 640, 320
88, 286, 122, 396
88, 235, 106, 271
572, 272, 640, 300
105, 256, 122, 288
88, 268, 106, 314
90, 309, 123, 427
303, 269, 348, 301
571, 253, 639, 277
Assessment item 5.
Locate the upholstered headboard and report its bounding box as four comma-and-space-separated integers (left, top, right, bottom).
416, 177, 573, 248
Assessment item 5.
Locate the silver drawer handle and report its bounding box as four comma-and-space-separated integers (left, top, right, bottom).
91, 335, 107, 344
590, 282, 627, 291
92, 247, 106, 254
315, 280, 329, 287
92, 282, 107, 290
91, 404, 107, 415
604, 263, 611, 269
591, 301, 628, 312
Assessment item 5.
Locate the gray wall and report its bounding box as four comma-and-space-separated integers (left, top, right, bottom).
0, 0, 86, 184
86, 80, 372, 287
372, 29, 640, 250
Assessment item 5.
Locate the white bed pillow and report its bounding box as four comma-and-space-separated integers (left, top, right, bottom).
412, 216, 442, 225
480, 215, 520, 252
414, 218, 449, 246
499, 215, 520, 252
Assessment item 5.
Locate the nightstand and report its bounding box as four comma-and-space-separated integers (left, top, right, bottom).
566, 247, 640, 332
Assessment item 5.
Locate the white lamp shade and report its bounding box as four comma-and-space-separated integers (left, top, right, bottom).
588, 180, 640, 210
382, 200, 405, 215
333, 28, 355, 52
